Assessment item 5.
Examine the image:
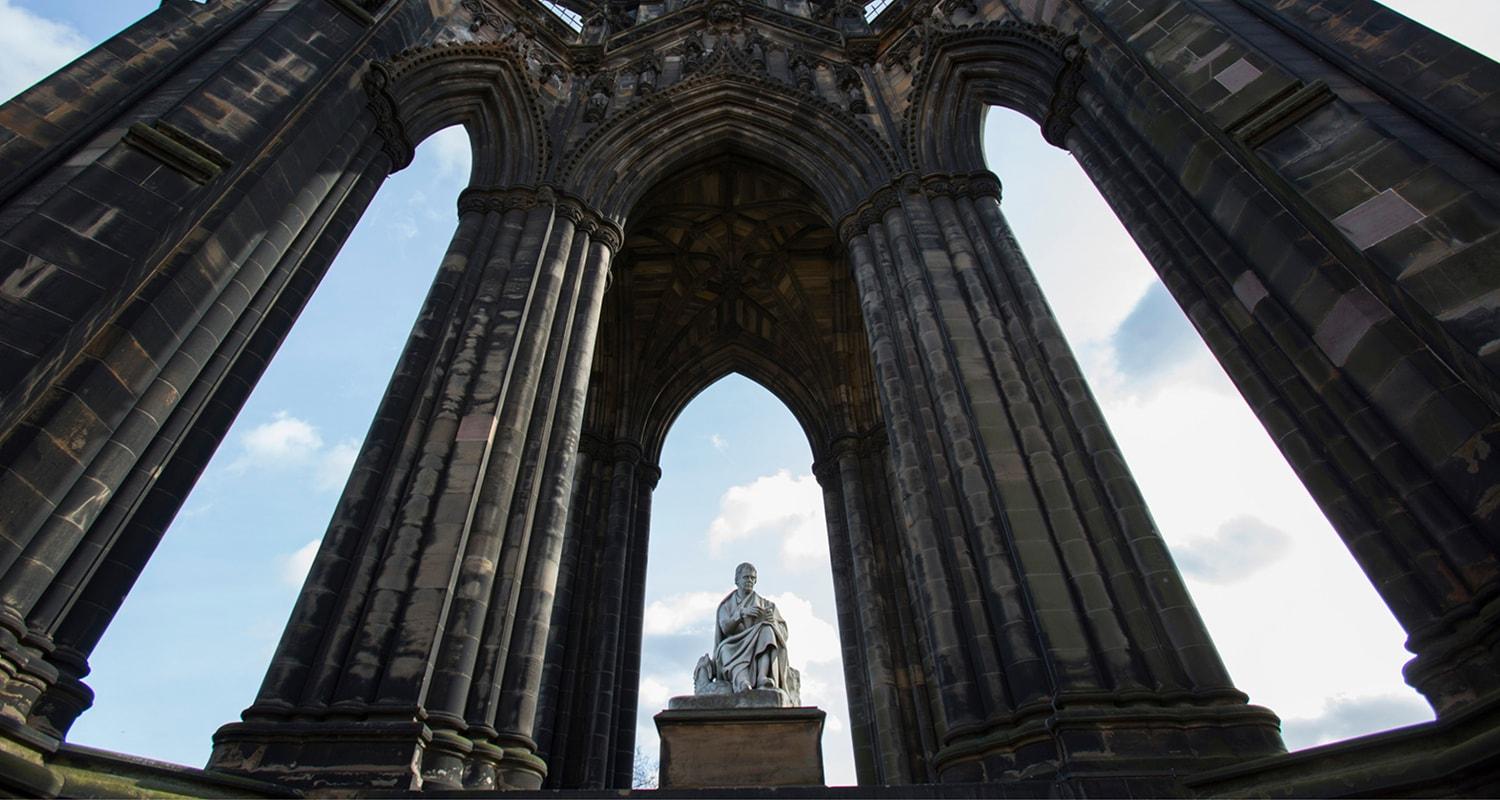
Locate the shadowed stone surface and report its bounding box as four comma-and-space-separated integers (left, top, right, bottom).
0, 0, 1497, 795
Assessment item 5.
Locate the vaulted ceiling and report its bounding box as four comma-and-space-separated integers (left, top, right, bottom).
583, 155, 882, 459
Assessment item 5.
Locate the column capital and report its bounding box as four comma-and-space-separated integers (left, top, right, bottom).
456, 184, 624, 249
836, 170, 1003, 241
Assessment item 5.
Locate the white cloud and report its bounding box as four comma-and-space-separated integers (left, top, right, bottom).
709, 433, 728, 452
0, 1, 89, 103
643, 590, 723, 636
707, 470, 827, 569
638, 675, 673, 708
1171, 515, 1292, 584
428, 126, 472, 180
232, 412, 357, 495
1281, 693, 1432, 751
278, 538, 321, 587
240, 411, 323, 465
316, 440, 360, 492
765, 591, 839, 668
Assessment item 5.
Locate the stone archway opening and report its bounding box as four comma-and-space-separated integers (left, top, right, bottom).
978, 104, 1432, 750
631, 372, 856, 786
536, 153, 921, 788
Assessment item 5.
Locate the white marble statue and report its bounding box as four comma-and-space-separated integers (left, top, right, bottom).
688, 562, 800, 706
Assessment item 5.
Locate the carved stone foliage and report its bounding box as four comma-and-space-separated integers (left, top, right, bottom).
362, 62, 414, 172
844, 35, 878, 67
705, 0, 744, 27
461, 0, 501, 31
1041, 38, 1086, 148
458, 185, 623, 248
834, 169, 1002, 242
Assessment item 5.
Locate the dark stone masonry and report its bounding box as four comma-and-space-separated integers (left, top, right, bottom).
0, 0, 1497, 795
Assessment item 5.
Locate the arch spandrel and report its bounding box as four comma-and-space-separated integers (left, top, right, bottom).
557, 74, 901, 219
370, 40, 556, 184
904, 20, 1086, 173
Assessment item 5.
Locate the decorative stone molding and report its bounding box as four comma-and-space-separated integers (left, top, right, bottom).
1041, 39, 1087, 149
705, 0, 745, 28
835, 63, 868, 114
583, 72, 616, 122
845, 35, 879, 67
325, 0, 375, 25
555, 49, 902, 193
121, 120, 232, 184
455, 184, 624, 251
460, 0, 500, 32
835, 169, 1002, 241
1226, 80, 1336, 148
361, 62, 414, 173
373, 42, 555, 180
901, 20, 1083, 168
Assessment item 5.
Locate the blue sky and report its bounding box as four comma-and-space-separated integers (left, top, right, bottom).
2, 0, 1494, 787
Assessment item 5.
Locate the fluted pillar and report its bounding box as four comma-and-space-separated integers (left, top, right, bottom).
208, 185, 621, 791
533, 433, 657, 790
836, 171, 1284, 781
814, 430, 930, 785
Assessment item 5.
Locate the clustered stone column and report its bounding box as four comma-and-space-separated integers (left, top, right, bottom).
812, 430, 933, 784
208, 185, 621, 792
534, 432, 659, 789
835, 170, 1285, 781
0, 121, 393, 755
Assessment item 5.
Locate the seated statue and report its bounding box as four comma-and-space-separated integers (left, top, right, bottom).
686, 562, 800, 707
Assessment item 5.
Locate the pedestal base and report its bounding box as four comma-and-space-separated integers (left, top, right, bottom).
654, 706, 825, 788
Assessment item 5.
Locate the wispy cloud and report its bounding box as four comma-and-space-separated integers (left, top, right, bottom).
0, 1, 89, 103
709, 433, 728, 452
232, 411, 357, 495
1280, 693, 1432, 750
1173, 515, 1292, 584
643, 590, 723, 636
428, 126, 472, 180
707, 470, 827, 569
239, 411, 323, 466
1110, 283, 1201, 391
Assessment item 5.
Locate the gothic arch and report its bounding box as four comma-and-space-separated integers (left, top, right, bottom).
2, 0, 1499, 795
910, 1, 1500, 732
558, 74, 900, 218
370, 41, 552, 184
905, 20, 1085, 172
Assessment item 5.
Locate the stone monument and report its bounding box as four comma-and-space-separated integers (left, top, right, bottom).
2, 0, 1499, 795
655, 563, 825, 788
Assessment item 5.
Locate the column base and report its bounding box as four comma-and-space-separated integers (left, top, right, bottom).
209, 719, 430, 791
655, 706, 825, 788
931, 700, 1285, 782
0, 722, 62, 797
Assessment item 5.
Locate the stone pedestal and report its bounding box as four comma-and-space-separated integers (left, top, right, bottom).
654, 707, 825, 788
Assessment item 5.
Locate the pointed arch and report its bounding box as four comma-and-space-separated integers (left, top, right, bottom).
558, 73, 900, 219
370, 41, 551, 185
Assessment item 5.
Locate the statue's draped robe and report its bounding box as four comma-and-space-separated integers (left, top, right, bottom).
713, 589, 791, 691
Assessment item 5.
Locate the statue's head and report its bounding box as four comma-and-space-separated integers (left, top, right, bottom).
735, 562, 758, 592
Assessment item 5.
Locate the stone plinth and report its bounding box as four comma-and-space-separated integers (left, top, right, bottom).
654, 707, 825, 788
